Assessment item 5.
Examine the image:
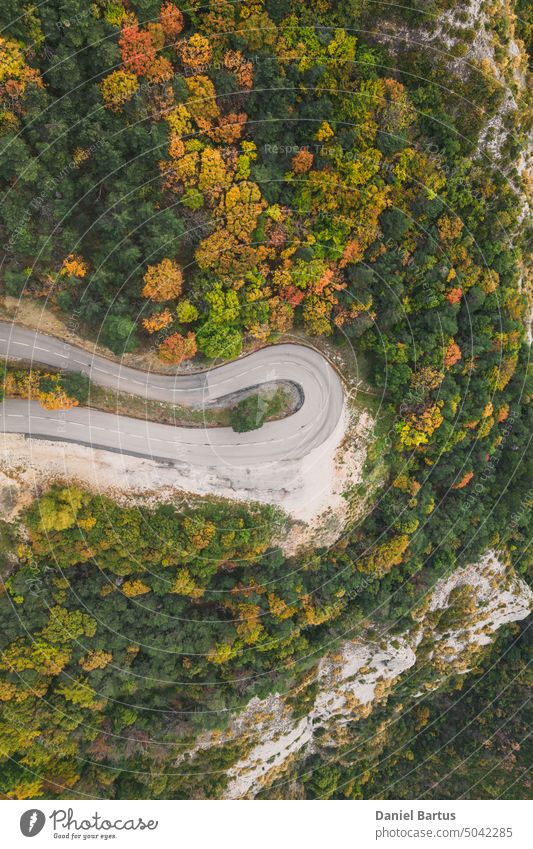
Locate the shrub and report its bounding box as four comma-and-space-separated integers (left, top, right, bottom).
230, 394, 269, 432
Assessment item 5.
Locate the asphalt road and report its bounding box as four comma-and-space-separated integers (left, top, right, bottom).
0, 322, 345, 469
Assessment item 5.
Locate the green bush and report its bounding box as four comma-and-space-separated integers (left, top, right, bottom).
229, 394, 269, 432
58, 372, 91, 405
229, 389, 288, 432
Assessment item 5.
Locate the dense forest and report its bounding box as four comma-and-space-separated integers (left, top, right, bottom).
0, 0, 531, 799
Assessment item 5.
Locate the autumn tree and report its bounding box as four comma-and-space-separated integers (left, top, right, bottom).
302, 294, 333, 335
269, 298, 294, 333
446, 287, 463, 304
0, 35, 43, 106
142, 258, 183, 301
119, 22, 156, 76
178, 34, 212, 71
160, 3, 185, 40
222, 181, 265, 240
20, 373, 80, 411
146, 56, 174, 84
291, 149, 314, 173
79, 651, 113, 672
158, 331, 197, 363
358, 534, 410, 578
444, 340, 462, 368
60, 254, 89, 279
142, 309, 173, 333
99, 70, 139, 110
397, 403, 444, 448
453, 471, 474, 489
122, 580, 151, 597
223, 50, 254, 89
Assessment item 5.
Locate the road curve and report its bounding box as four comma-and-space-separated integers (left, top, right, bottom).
0, 322, 345, 473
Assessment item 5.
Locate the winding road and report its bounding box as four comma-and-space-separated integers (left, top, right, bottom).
0, 323, 346, 515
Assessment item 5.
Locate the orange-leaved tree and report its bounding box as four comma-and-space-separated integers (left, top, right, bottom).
60, 254, 89, 278
160, 3, 185, 40
142, 258, 183, 301
119, 22, 156, 76
291, 149, 314, 173
444, 339, 462, 368
158, 331, 197, 363
142, 309, 173, 333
